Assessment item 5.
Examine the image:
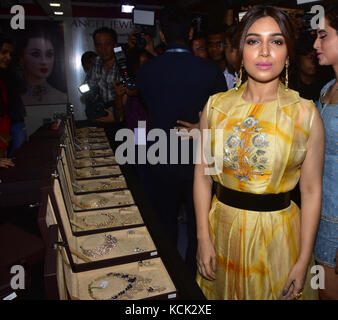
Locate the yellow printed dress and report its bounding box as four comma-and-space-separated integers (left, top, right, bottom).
196, 82, 318, 300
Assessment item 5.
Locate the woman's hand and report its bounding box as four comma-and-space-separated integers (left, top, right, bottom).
174, 112, 202, 140
281, 260, 308, 300
197, 238, 217, 281
0, 158, 15, 168
174, 120, 200, 132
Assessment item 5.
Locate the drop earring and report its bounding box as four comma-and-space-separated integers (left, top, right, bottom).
285, 57, 289, 91
235, 61, 243, 91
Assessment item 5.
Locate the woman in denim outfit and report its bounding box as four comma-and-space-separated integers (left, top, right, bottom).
313, 4, 338, 300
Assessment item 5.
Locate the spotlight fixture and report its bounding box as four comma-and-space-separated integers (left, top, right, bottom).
121, 4, 134, 13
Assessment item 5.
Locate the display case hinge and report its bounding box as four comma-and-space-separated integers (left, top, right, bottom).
28, 202, 41, 208
53, 241, 68, 250
51, 171, 59, 179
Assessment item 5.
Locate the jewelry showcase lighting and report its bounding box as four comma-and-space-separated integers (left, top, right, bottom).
121, 5, 135, 13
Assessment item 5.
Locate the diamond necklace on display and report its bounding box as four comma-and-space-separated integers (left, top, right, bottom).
80, 234, 117, 258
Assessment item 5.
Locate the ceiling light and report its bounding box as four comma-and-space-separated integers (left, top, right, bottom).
54, 11, 64, 15
49, 3, 61, 7
121, 5, 134, 13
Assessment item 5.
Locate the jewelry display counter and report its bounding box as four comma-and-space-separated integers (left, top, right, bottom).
38, 117, 205, 300
45, 224, 177, 300
63, 148, 122, 180
48, 178, 158, 272
73, 156, 117, 168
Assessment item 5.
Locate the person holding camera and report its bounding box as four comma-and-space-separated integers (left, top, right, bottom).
85, 27, 124, 126
137, 5, 227, 273
127, 32, 158, 58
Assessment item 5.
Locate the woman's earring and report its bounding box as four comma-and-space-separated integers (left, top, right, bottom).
285, 58, 289, 91
235, 61, 243, 91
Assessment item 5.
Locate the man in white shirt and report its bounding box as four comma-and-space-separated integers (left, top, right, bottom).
223, 24, 239, 90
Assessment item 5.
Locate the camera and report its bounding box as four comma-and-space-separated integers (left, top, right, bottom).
134, 33, 147, 50
132, 9, 156, 49
113, 46, 137, 91
78, 83, 109, 120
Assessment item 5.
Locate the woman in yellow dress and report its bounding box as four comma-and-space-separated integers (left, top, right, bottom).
194, 6, 324, 300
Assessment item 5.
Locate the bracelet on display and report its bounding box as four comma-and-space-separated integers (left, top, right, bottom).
96, 181, 123, 191
138, 260, 154, 267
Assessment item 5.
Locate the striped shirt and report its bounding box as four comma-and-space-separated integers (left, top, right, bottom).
85, 56, 120, 103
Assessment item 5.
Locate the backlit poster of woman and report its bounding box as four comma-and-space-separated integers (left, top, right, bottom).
2, 20, 68, 106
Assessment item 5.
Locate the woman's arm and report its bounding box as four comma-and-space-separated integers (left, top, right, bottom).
298, 107, 325, 266
194, 104, 216, 280
282, 106, 325, 299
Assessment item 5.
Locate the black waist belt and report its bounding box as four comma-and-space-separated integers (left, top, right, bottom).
216, 183, 291, 212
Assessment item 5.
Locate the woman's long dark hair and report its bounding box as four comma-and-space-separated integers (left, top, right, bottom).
234, 5, 297, 85
325, 4, 338, 32
236, 5, 297, 62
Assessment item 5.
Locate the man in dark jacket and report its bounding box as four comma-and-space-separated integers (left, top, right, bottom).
137, 5, 227, 272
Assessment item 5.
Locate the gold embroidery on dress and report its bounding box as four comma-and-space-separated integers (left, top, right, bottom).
224, 115, 269, 181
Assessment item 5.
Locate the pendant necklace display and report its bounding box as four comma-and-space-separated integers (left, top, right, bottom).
80, 213, 117, 228
88, 272, 166, 300
80, 234, 118, 258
